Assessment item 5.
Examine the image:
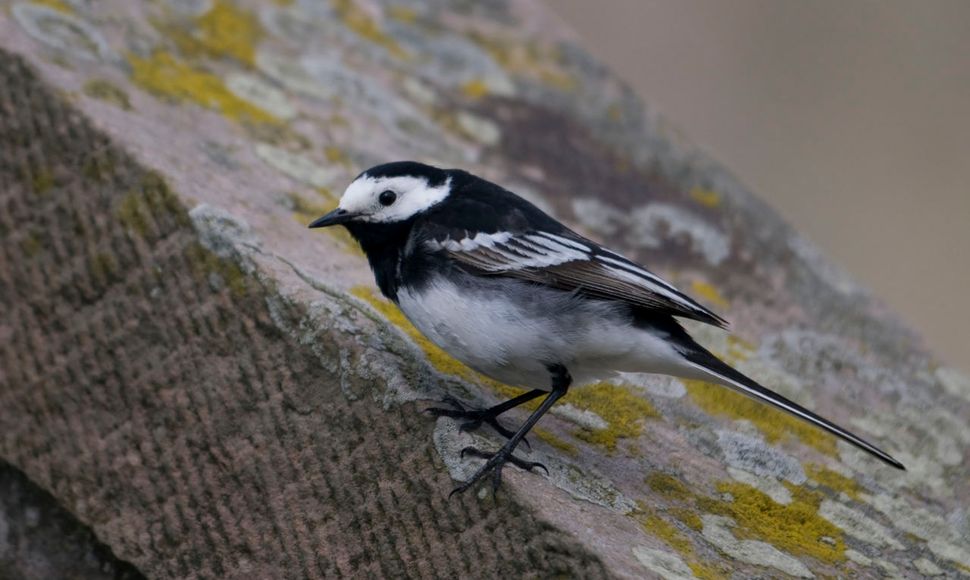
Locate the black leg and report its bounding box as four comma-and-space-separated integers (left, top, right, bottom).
449, 364, 571, 497
425, 389, 545, 441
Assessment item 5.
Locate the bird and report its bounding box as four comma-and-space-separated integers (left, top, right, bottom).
308, 161, 905, 494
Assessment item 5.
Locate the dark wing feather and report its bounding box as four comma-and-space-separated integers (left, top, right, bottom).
423, 228, 728, 327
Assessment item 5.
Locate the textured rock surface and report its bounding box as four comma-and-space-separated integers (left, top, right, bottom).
0, 0, 967, 578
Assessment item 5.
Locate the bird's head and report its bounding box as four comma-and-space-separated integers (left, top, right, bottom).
308, 161, 451, 229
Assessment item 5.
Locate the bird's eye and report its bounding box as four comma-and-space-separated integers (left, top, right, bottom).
378, 190, 397, 206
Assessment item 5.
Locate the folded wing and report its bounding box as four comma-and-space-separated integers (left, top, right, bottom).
425, 229, 728, 327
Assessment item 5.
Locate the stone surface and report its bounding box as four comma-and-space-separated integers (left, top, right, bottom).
0, 0, 968, 578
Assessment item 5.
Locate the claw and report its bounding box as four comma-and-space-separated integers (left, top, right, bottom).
450, 446, 548, 497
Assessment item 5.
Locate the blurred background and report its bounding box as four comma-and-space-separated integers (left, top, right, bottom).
549, 0, 969, 371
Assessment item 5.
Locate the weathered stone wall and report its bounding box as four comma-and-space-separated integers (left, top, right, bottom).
0, 1, 968, 578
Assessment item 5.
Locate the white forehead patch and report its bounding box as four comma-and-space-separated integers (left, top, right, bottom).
338, 174, 451, 223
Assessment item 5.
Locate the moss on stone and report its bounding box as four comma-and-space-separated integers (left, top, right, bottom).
20, 231, 42, 258
89, 252, 118, 286
186, 242, 249, 299
566, 382, 659, 451
127, 51, 276, 124
116, 192, 150, 236
116, 171, 188, 236
31, 168, 55, 194
684, 378, 838, 457
82, 79, 132, 110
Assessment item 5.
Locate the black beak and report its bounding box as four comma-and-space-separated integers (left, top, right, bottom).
308, 208, 355, 228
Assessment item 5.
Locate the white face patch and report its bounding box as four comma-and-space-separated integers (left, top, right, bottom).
338, 174, 451, 223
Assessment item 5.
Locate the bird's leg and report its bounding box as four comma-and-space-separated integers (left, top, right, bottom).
425, 389, 545, 441
449, 364, 571, 497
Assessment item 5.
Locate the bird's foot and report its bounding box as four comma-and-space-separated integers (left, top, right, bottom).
425, 396, 529, 447
449, 446, 548, 497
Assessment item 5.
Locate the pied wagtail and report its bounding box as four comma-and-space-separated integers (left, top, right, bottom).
309, 161, 904, 494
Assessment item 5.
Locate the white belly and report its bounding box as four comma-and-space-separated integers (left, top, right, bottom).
396, 274, 688, 390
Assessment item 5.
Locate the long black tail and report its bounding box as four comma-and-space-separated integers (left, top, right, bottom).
682, 348, 905, 470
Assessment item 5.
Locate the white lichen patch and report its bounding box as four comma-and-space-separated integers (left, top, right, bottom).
914, 557, 944, 576
874, 558, 903, 579
13, 3, 111, 62
616, 373, 686, 399
572, 197, 626, 237
870, 493, 970, 569
936, 366, 970, 403
226, 73, 297, 120
432, 418, 489, 484
547, 461, 636, 514
716, 430, 807, 484
455, 111, 501, 146
845, 548, 872, 566
817, 499, 903, 549
632, 546, 696, 580
553, 403, 608, 431
571, 198, 730, 266
627, 203, 730, 266
701, 515, 813, 578
189, 204, 262, 274
254, 143, 339, 188
401, 76, 437, 106
727, 467, 792, 505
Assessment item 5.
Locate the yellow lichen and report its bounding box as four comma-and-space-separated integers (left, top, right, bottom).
30, 0, 72, 13
387, 5, 418, 24
83, 79, 132, 110
715, 481, 845, 564
690, 187, 722, 208
690, 280, 729, 310
168, 0, 263, 66
646, 472, 693, 502
670, 508, 704, 532
684, 379, 838, 457
806, 464, 862, 500
637, 505, 722, 580
459, 79, 490, 100
534, 427, 577, 455
127, 51, 276, 124
324, 146, 350, 166
566, 382, 659, 451
332, 0, 407, 59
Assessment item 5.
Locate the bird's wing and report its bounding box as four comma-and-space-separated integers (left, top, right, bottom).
424, 229, 728, 327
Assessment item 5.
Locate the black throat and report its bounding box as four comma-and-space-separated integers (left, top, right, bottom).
343, 219, 416, 301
